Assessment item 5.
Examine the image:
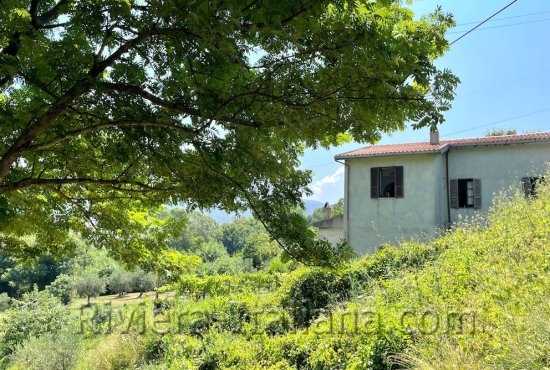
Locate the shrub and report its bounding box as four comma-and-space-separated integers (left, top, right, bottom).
140, 333, 168, 364
10, 331, 81, 370
0, 292, 11, 310
281, 268, 349, 328
0, 288, 72, 357
78, 333, 142, 370
46, 273, 74, 304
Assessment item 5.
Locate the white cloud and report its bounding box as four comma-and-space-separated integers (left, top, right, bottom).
307, 166, 345, 202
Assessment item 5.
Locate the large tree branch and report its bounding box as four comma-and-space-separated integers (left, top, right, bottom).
27, 119, 199, 152
194, 147, 310, 265
240, 3, 315, 30
37, 0, 71, 26
98, 82, 203, 117
98, 82, 262, 128
0, 33, 147, 182
0, 177, 175, 195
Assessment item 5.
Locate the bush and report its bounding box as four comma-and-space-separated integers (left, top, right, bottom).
0, 292, 11, 310
0, 288, 72, 357
140, 333, 168, 364
78, 333, 142, 370
10, 331, 81, 370
46, 273, 74, 304
281, 268, 349, 328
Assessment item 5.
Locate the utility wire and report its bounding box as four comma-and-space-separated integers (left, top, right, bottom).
442, 107, 550, 137
448, 17, 550, 34
454, 9, 550, 27
450, 0, 519, 45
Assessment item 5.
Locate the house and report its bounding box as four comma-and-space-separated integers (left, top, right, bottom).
311, 203, 344, 246
334, 131, 550, 255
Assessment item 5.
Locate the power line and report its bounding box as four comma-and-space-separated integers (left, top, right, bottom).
450, 0, 519, 45
454, 9, 550, 27
442, 107, 550, 137
448, 17, 550, 34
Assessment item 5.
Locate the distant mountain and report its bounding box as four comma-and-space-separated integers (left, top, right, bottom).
302, 199, 325, 215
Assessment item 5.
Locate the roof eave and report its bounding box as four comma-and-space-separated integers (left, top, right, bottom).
335, 145, 449, 160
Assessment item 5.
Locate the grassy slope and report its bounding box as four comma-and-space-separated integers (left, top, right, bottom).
6, 180, 547, 370
159, 180, 549, 369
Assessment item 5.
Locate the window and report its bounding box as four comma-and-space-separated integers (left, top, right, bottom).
370, 166, 403, 198
450, 178, 481, 209
521, 177, 545, 197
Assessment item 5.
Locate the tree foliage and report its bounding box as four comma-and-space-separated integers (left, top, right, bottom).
0, 0, 458, 265
74, 271, 106, 305
169, 210, 220, 253
0, 288, 72, 357
0, 252, 69, 297
485, 128, 518, 136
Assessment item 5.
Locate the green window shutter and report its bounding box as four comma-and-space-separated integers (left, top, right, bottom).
395, 166, 404, 198
473, 179, 482, 209
449, 179, 458, 209
371, 168, 379, 198
521, 177, 532, 197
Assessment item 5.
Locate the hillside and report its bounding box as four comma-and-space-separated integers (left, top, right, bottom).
153, 179, 550, 369
1, 178, 548, 369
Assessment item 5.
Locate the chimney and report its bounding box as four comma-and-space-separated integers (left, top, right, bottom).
430, 129, 440, 145
323, 202, 332, 220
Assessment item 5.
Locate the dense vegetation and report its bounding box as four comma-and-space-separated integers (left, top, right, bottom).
0, 177, 548, 369
0, 0, 458, 266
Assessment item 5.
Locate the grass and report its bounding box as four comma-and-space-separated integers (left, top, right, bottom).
70, 290, 175, 309
2, 177, 549, 369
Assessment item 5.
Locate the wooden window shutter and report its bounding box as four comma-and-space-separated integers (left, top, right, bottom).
449, 179, 458, 209
473, 179, 482, 209
370, 168, 379, 198
395, 166, 404, 198
521, 177, 532, 197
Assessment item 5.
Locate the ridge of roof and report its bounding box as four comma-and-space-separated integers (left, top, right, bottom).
335, 132, 550, 159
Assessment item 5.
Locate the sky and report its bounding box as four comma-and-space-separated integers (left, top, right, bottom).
302, 0, 550, 204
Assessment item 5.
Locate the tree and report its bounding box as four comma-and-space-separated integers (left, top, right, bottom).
0, 1, 458, 266
169, 210, 221, 253
107, 269, 131, 297
129, 269, 156, 297
47, 273, 74, 305
241, 231, 281, 268
196, 240, 229, 263
140, 248, 201, 299
0, 252, 69, 297
486, 128, 517, 136
74, 272, 106, 305
221, 217, 262, 255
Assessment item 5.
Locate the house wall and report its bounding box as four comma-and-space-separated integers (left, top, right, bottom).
433, 153, 449, 229
317, 227, 344, 246
343, 141, 549, 255
447, 142, 549, 222
313, 215, 344, 246
345, 154, 439, 255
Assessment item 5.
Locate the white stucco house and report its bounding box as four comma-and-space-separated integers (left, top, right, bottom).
334, 131, 550, 255
311, 203, 344, 246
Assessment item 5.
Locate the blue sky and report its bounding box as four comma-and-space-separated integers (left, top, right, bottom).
302, 0, 550, 204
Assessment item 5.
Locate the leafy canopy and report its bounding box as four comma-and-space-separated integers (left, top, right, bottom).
0, 0, 458, 265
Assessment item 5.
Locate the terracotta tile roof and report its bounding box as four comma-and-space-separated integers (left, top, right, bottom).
335, 132, 550, 159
